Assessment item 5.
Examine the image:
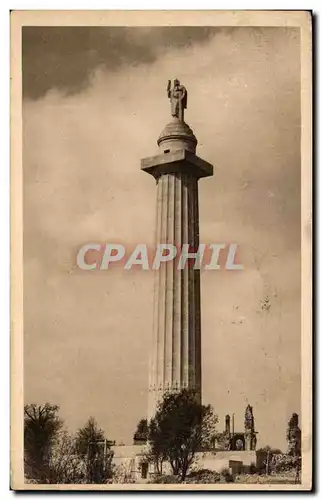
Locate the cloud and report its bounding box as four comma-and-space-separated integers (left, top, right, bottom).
22, 26, 217, 99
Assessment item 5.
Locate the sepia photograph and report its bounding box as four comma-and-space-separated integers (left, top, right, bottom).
10, 10, 312, 490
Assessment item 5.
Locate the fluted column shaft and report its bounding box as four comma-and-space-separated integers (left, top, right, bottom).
148, 172, 201, 420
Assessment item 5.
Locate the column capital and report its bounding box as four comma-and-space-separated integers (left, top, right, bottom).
141, 148, 214, 180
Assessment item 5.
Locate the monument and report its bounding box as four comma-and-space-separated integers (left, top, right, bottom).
113, 83, 257, 480
141, 79, 213, 419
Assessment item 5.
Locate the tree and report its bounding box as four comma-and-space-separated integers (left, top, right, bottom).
287, 413, 301, 458
256, 446, 282, 475
46, 431, 86, 484
24, 403, 63, 482
75, 417, 113, 483
147, 389, 218, 482
286, 413, 301, 483
214, 431, 230, 451
270, 453, 296, 473
145, 417, 167, 475
133, 418, 148, 442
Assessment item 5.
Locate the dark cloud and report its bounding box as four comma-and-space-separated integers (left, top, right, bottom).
22, 26, 217, 99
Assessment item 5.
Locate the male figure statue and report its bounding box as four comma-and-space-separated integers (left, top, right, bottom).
167, 79, 188, 121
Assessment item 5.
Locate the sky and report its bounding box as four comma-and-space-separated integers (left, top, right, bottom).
23, 26, 301, 451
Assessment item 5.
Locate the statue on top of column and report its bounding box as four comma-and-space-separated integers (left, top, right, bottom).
167, 79, 187, 122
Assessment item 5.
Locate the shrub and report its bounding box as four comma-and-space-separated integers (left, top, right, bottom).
149, 474, 181, 484
249, 463, 258, 474
185, 469, 221, 484
220, 466, 234, 483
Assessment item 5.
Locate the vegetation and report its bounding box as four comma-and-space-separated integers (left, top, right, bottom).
24, 401, 302, 485
146, 389, 218, 481
24, 403, 63, 482
133, 418, 148, 442
220, 466, 234, 483
45, 431, 86, 483
24, 405, 113, 484
75, 417, 114, 483
287, 412, 301, 471
256, 445, 282, 474
149, 469, 221, 484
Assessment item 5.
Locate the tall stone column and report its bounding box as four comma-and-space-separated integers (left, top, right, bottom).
141, 80, 213, 420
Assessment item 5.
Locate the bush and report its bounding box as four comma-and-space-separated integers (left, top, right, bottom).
185, 469, 221, 484
220, 467, 234, 483
249, 463, 258, 474
149, 469, 221, 484
271, 454, 299, 473
149, 474, 181, 484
